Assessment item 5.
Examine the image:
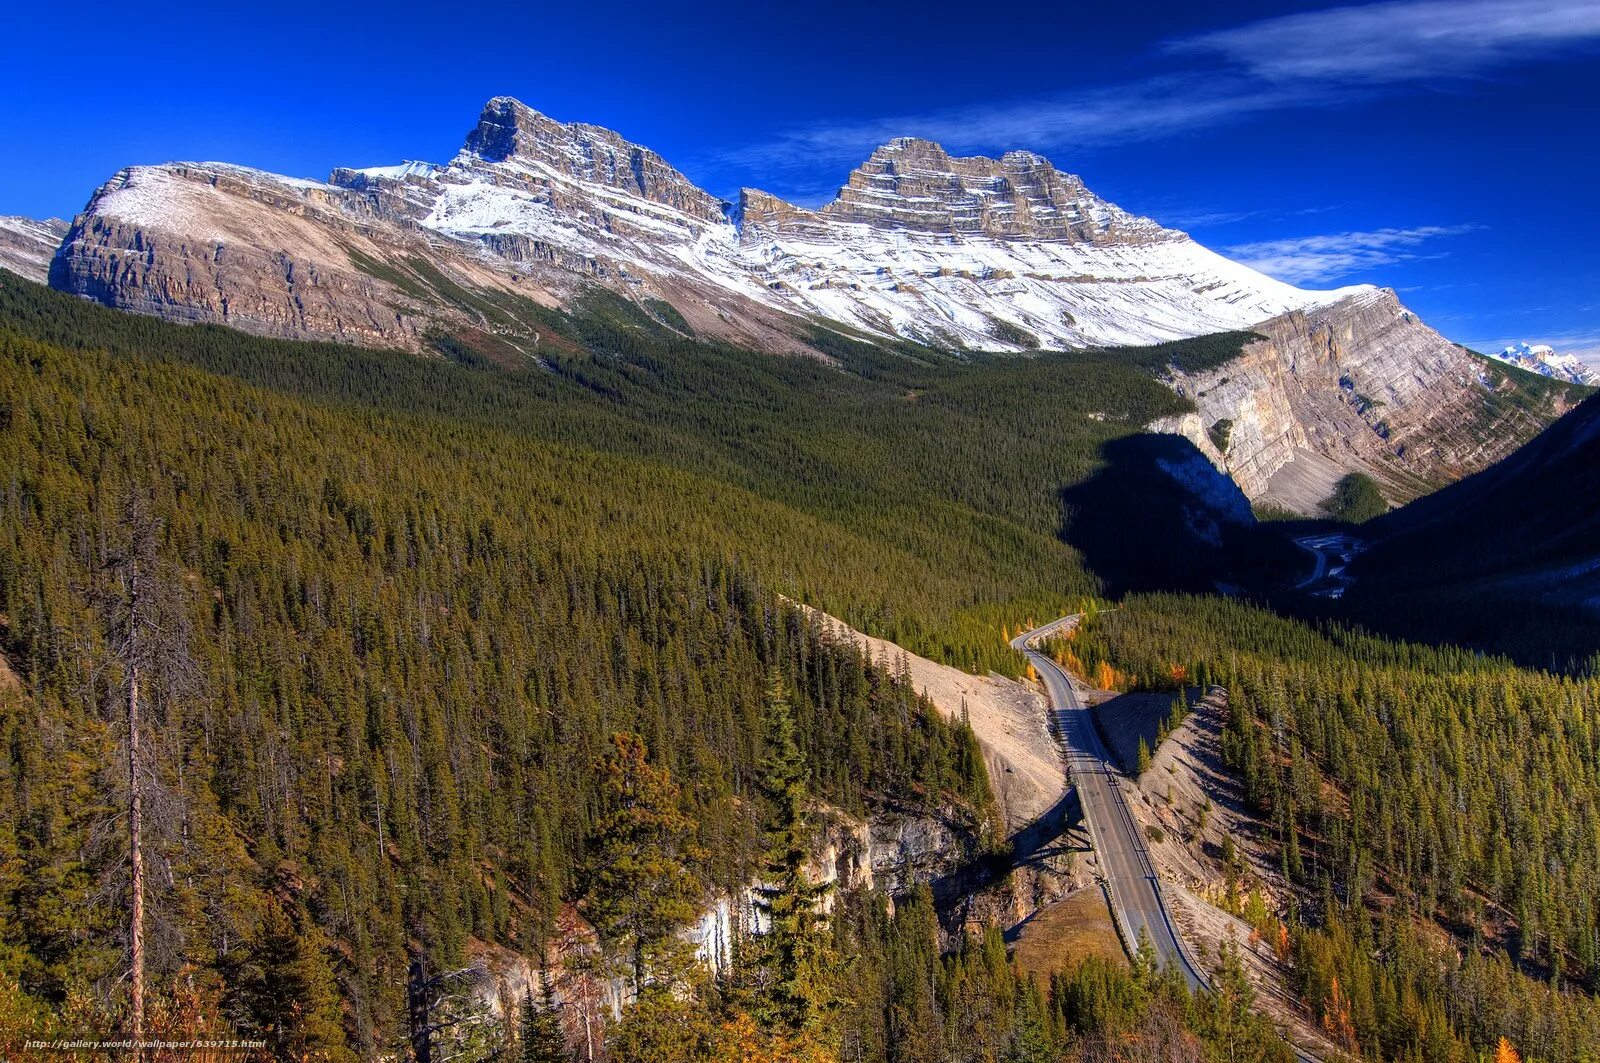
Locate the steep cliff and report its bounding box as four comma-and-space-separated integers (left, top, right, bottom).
1151, 289, 1585, 511
48, 163, 495, 349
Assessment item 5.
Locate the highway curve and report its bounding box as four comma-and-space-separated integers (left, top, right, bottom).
1012, 617, 1207, 991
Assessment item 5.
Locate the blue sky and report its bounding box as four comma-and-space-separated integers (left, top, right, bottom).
5, 0, 1598, 359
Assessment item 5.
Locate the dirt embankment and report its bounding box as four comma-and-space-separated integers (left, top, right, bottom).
1117, 689, 1349, 1060
798, 605, 1066, 833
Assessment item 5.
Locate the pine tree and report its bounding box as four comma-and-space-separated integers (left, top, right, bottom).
581, 733, 705, 995
1009, 975, 1053, 1063
1204, 931, 1256, 1063
752, 672, 840, 1037
235, 904, 353, 1063
518, 977, 569, 1063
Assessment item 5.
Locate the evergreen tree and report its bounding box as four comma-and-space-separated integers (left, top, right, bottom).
752, 672, 839, 1037
518, 978, 569, 1063
581, 733, 705, 995
233, 905, 353, 1063
1008, 975, 1053, 1063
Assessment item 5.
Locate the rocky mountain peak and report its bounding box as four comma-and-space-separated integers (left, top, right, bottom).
817, 137, 1171, 244
455, 96, 727, 225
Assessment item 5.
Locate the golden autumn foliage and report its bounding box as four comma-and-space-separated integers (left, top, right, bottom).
1092, 660, 1130, 692
710, 1013, 836, 1063
1319, 975, 1358, 1052
1495, 1037, 1522, 1063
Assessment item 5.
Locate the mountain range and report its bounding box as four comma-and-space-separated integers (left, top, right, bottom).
1, 96, 1588, 513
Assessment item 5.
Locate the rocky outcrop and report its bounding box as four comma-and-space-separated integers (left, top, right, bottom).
1153, 288, 1584, 511
459, 97, 729, 226
816, 137, 1169, 244
48, 164, 459, 348
0, 216, 68, 283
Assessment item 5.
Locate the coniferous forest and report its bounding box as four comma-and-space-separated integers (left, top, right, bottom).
1, 271, 1597, 1062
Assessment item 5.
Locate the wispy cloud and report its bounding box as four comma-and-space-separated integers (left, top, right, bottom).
1223, 225, 1478, 284
1172, 0, 1600, 84
1157, 202, 1341, 231
714, 0, 1600, 185
712, 75, 1333, 187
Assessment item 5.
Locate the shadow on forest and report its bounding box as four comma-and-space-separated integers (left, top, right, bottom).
1059, 434, 1304, 597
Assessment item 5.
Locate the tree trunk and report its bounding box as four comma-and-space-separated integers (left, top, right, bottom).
127, 561, 145, 1052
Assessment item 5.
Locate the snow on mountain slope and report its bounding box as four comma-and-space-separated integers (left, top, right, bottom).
731, 137, 1363, 349
1489, 341, 1596, 385
0, 216, 69, 283
53, 96, 1362, 354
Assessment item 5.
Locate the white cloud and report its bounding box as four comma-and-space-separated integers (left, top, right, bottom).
1223, 225, 1478, 283
710, 75, 1332, 188
714, 0, 1600, 185
1172, 0, 1600, 84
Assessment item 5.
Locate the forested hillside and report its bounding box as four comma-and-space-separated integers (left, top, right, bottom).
1068, 596, 1600, 1060
1340, 391, 1600, 669
0, 300, 1015, 1043
0, 275, 1260, 675
5, 269, 1596, 1061
0, 276, 1293, 1058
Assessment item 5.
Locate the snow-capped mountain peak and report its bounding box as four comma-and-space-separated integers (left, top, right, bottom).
1491, 341, 1596, 385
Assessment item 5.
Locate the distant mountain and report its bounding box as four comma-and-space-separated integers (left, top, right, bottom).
0, 216, 68, 283
1488, 341, 1596, 385
29, 96, 1584, 511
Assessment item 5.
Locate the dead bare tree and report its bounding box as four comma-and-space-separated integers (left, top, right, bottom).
100, 489, 199, 1046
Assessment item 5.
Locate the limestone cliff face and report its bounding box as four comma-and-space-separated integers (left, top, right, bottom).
1153, 289, 1582, 511
48, 164, 459, 348
457, 97, 729, 226
815, 137, 1170, 244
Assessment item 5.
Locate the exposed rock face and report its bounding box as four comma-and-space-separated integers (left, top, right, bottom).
50, 95, 1353, 356
458, 97, 728, 226
818, 138, 1167, 244
732, 143, 1345, 350
1152, 289, 1583, 510
0, 216, 68, 283
49, 164, 464, 348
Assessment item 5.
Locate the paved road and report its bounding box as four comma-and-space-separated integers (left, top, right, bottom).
1293, 533, 1362, 598
1016, 618, 1322, 1061
1012, 617, 1207, 991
